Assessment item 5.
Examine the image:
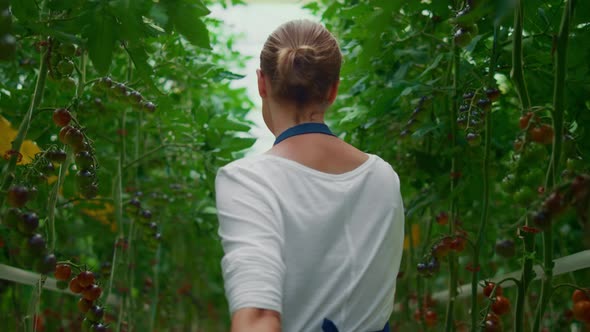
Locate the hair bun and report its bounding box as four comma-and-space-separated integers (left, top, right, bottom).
260, 20, 341, 106
276, 45, 317, 87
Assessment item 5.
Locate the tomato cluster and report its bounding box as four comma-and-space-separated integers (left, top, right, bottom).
518, 112, 554, 145
92, 77, 156, 113
52, 107, 100, 199
3, 185, 56, 274
457, 88, 499, 147
572, 288, 590, 327
452, 4, 480, 48
412, 294, 438, 328
530, 175, 590, 231
481, 283, 511, 331
417, 231, 468, 278
400, 95, 432, 138
47, 40, 79, 85
54, 265, 109, 331
126, 191, 161, 249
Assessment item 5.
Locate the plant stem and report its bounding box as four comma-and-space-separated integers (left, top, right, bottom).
511, 1, 535, 331
510, 0, 531, 111
445, 41, 460, 332
533, 1, 574, 331
470, 25, 498, 332
0, 49, 49, 202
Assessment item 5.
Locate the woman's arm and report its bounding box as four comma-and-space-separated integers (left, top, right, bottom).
231, 308, 281, 332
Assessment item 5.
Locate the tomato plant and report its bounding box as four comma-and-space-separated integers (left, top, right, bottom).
1, 0, 252, 330
308, 0, 590, 331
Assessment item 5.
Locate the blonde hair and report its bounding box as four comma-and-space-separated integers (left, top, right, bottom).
260, 20, 342, 107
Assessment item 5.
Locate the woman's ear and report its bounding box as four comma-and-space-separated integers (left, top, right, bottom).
327, 80, 340, 105
257, 69, 268, 98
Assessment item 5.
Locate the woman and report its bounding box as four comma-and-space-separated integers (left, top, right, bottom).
215, 20, 405, 332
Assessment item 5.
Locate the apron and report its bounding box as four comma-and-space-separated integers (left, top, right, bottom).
273, 122, 336, 145
322, 319, 391, 332
275, 124, 391, 332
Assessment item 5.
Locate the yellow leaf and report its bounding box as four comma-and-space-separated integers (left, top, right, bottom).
0, 115, 42, 165
403, 223, 421, 250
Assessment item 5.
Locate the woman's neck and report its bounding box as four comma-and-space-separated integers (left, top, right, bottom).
267, 100, 327, 137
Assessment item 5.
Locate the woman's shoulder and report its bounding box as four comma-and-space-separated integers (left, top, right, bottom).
218, 154, 273, 172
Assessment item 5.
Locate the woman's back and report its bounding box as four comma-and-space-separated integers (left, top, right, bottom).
217, 135, 404, 331
215, 19, 405, 331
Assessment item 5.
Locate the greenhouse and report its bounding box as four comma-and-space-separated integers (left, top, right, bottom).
0, 0, 589, 331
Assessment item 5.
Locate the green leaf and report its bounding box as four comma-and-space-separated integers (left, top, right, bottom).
10, 0, 37, 22
223, 137, 256, 152
85, 10, 117, 75
166, 0, 211, 49
125, 43, 160, 93
419, 54, 444, 78
209, 116, 251, 132
210, 69, 246, 82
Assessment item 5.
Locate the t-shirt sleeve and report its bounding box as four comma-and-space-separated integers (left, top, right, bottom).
215, 165, 285, 315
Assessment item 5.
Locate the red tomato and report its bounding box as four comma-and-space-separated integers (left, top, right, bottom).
54, 264, 72, 281
69, 277, 83, 294
436, 212, 449, 225
77, 271, 95, 288
424, 309, 437, 327
82, 284, 102, 301
573, 289, 590, 303
483, 282, 503, 298
573, 300, 590, 323
519, 112, 535, 130
450, 236, 466, 252
491, 296, 511, 316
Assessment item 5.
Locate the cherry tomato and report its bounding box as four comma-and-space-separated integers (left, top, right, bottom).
82, 284, 102, 301
491, 296, 511, 316
54, 264, 72, 281
530, 124, 554, 145
573, 289, 590, 303
58, 125, 75, 144
519, 112, 536, 130
86, 305, 104, 322
542, 192, 565, 216
573, 300, 590, 323
432, 238, 451, 259
424, 309, 437, 327
52, 108, 71, 127
77, 271, 95, 288
485, 88, 501, 101
7, 185, 29, 208
450, 236, 466, 252
483, 282, 503, 298
78, 298, 93, 313
436, 211, 449, 225
69, 277, 84, 293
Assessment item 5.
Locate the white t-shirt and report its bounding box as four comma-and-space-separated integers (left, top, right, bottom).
215, 153, 404, 332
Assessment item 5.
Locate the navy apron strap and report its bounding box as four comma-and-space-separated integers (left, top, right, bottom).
322, 319, 390, 332
273, 122, 335, 146
322, 318, 339, 332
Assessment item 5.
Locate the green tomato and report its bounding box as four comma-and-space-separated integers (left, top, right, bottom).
501, 174, 518, 194
514, 186, 535, 205
57, 43, 76, 57
57, 59, 74, 76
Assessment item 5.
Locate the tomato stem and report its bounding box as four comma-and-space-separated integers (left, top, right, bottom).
470, 24, 498, 332
533, 1, 575, 331
444, 36, 461, 332
511, 1, 536, 331
510, 0, 531, 111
